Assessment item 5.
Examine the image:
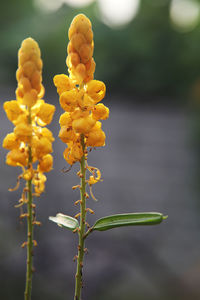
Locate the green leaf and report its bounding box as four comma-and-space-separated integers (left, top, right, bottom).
92, 212, 167, 231
49, 213, 79, 231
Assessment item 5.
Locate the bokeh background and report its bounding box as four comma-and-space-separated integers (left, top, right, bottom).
1, 0, 200, 299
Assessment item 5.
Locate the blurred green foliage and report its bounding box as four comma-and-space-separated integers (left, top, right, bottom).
1, 0, 200, 101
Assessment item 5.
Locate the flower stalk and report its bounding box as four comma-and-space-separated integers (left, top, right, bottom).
74, 134, 86, 300
3, 37, 55, 300
25, 109, 33, 300
53, 14, 109, 299
24, 177, 33, 300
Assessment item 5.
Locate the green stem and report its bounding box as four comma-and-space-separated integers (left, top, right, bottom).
24, 177, 33, 300
24, 109, 34, 300
74, 134, 87, 300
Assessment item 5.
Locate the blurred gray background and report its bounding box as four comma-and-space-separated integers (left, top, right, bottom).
1, 0, 200, 299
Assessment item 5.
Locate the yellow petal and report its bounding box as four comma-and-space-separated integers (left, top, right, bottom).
86, 80, 106, 103
36, 102, 55, 125
4, 100, 24, 123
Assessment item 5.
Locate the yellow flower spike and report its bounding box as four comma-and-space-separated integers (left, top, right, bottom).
53, 14, 109, 300
3, 37, 55, 300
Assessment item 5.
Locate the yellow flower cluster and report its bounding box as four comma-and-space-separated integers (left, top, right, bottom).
3, 38, 55, 195
54, 14, 109, 172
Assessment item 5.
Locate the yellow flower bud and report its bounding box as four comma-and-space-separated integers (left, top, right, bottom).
77, 93, 94, 111
59, 126, 76, 143
85, 58, 96, 82
92, 103, 109, 120
79, 43, 93, 64
31, 99, 44, 115
32, 136, 52, 159
59, 112, 72, 127
6, 149, 28, 167
71, 143, 83, 161
88, 168, 101, 185
3, 133, 19, 150
60, 90, 77, 112
22, 167, 34, 180
68, 14, 92, 40
22, 61, 36, 78
67, 14, 95, 83
71, 108, 89, 121
31, 70, 42, 90
63, 148, 75, 165
86, 80, 106, 103
71, 33, 87, 53
36, 102, 55, 126
53, 74, 73, 95
67, 52, 80, 68
86, 123, 106, 147
19, 77, 32, 93
38, 154, 53, 173
22, 89, 38, 107
40, 128, 55, 142
33, 172, 46, 194
74, 63, 86, 83
72, 115, 96, 134
14, 123, 32, 142
4, 100, 24, 123
16, 37, 44, 102
18, 51, 30, 66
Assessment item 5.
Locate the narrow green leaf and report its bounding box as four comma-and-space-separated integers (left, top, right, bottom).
93, 212, 167, 231
49, 213, 79, 231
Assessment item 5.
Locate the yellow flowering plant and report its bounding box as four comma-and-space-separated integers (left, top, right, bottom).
49, 14, 167, 300
3, 37, 55, 300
